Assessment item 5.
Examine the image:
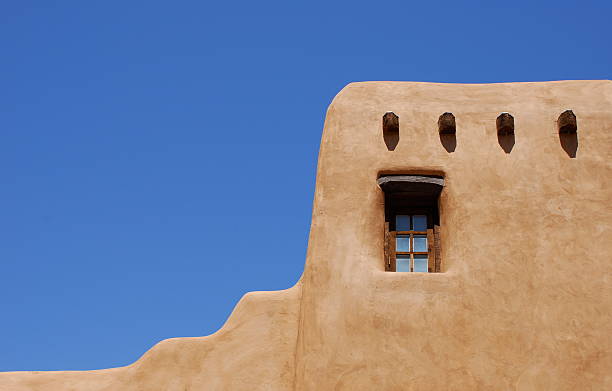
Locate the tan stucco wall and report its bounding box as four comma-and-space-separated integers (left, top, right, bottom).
1, 80, 611, 390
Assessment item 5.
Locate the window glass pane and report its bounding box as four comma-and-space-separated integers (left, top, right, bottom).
414, 255, 428, 272
413, 235, 427, 252
396, 235, 410, 252
413, 215, 427, 231
397, 255, 411, 272
396, 215, 410, 231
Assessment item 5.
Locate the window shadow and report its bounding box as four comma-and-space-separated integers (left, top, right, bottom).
497, 133, 515, 153
560, 133, 578, 158
439, 133, 456, 153
384, 130, 399, 151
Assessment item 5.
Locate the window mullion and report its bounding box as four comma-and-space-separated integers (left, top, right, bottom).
410, 234, 414, 272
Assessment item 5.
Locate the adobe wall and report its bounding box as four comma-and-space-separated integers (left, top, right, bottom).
1, 80, 610, 390
295, 80, 612, 390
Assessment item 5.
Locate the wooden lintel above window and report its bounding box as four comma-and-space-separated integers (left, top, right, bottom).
377, 175, 444, 197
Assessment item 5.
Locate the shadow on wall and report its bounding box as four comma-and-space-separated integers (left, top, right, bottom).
439, 133, 456, 153
497, 133, 515, 153
560, 133, 578, 158
384, 130, 399, 151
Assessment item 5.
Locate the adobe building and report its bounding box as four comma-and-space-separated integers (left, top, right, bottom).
1, 80, 611, 390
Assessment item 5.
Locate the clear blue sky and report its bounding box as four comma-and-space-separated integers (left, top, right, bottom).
1, 1, 610, 371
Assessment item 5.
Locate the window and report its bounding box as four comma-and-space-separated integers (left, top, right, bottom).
379, 175, 443, 272
395, 214, 430, 272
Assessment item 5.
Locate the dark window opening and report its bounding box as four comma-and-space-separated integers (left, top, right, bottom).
379, 175, 443, 273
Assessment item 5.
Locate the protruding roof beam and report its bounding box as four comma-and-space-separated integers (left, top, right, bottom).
382, 112, 400, 151
496, 113, 514, 135
383, 112, 399, 134
438, 112, 456, 135
558, 110, 577, 134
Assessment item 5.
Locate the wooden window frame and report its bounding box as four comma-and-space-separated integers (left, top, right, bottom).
379, 174, 444, 273
385, 213, 438, 272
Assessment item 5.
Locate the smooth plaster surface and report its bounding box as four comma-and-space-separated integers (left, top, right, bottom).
1, 80, 611, 390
